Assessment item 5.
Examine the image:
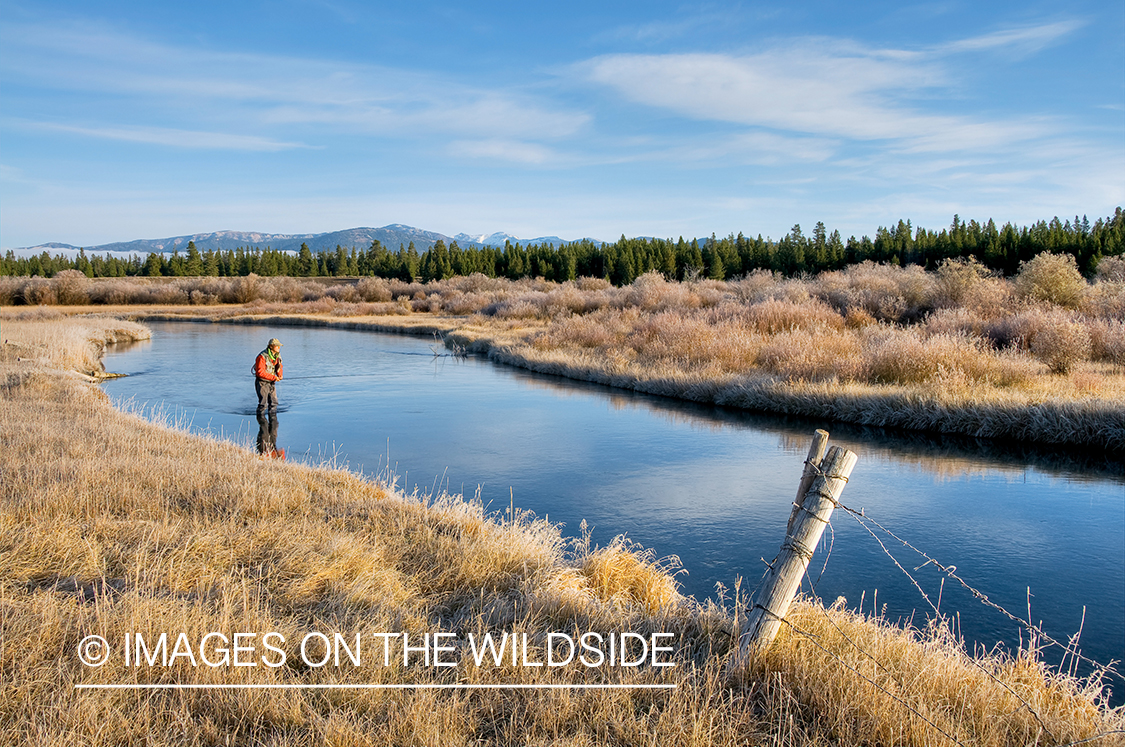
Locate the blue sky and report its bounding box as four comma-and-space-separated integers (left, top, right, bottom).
1, 0, 1122, 250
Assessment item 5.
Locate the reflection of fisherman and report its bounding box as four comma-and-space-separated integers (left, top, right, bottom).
256, 410, 285, 460
254, 338, 284, 413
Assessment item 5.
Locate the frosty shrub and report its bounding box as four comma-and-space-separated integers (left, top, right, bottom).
1087, 319, 1125, 366
231, 274, 261, 303
1029, 316, 1092, 374
22, 277, 57, 305
1014, 252, 1087, 308
1095, 255, 1125, 283
625, 272, 693, 312
745, 298, 844, 334
51, 270, 90, 305
0, 277, 22, 305
935, 257, 991, 307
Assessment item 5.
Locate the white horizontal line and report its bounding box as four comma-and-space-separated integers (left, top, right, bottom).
76, 683, 676, 690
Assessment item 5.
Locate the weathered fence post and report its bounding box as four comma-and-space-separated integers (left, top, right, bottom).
735, 432, 858, 660
786, 429, 829, 537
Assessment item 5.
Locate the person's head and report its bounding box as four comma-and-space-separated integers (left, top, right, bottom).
268, 338, 282, 353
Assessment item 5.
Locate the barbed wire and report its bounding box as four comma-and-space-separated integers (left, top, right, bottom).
798, 525, 1058, 742
750, 450, 1122, 746
836, 501, 1123, 684
775, 614, 969, 747
775, 584, 1123, 747
1054, 730, 1125, 747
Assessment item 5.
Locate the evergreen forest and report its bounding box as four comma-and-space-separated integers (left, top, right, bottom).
4, 210, 1123, 284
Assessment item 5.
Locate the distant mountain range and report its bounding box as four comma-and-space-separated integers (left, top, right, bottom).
14, 225, 604, 256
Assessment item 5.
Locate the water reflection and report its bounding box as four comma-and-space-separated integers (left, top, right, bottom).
494, 365, 1125, 481
256, 411, 285, 460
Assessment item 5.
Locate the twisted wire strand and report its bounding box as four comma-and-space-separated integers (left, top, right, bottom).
755, 444, 1119, 745
838, 501, 1123, 684
800, 536, 1058, 742
1054, 730, 1125, 747
775, 614, 969, 747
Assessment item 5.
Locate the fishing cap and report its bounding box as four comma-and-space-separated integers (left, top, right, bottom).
268, 338, 283, 347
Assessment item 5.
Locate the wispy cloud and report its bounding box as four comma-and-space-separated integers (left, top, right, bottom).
596, 11, 729, 43
935, 19, 1085, 56
581, 50, 980, 142
448, 139, 560, 165
603, 131, 839, 167
26, 122, 314, 151
594, 4, 783, 45
0, 20, 589, 142
577, 23, 1079, 149
0, 163, 28, 183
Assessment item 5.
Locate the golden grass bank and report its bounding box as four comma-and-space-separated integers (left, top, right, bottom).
3, 309, 1122, 747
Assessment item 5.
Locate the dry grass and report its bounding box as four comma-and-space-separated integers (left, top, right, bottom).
749, 601, 1119, 747
1, 308, 152, 377
15, 264, 1123, 448
1, 311, 1121, 745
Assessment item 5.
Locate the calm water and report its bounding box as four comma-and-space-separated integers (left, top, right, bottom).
103, 321, 1125, 697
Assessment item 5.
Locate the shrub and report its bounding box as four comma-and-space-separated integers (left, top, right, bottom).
844, 307, 876, 328
992, 307, 1091, 373
959, 275, 1012, 317
0, 277, 21, 305
745, 298, 844, 334
934, 257, 991, 307
355, 277, 393, 303
441, 292, 491, 315
1095, 254, 1125, 283
325, 283, 359, 303
230, 274, 261, 303
731, 269, 780, 303
541, 285, 588, 317
575, 276, 612, 292
1014, 252, 1087, 307
859, 327, 1033, 386
443, 272, 510, 294
624, 311, 761, 372
90, 278, 149, 305
813, 262, 937, 322
986, 306, 1091, 374
259, 276, 303, 303
151, 285, 189, 304
757, 330, 862, 381
534, 307, 634, 350
1031, 317, 1091, 374
1080, 281, 1125, 320
52, 270, 90, 305
1088, 319, 1125, 366
22, 277, 57, 305
493, 298, 546, 320
685, 279, 725, 307
625, 272, 694, 311
923, 307, 987, 338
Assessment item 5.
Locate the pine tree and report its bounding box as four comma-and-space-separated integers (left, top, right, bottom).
297, 243, 316, 276
185, 241, 204, 276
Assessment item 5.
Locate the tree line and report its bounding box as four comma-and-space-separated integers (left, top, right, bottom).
4, 209, 1123, 284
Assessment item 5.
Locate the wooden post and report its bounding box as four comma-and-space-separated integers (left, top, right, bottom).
786, 429, 829, 537
736, 434, 858, 658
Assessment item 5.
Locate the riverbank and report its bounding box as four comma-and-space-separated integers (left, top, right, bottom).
1, 309, 1121, 746
12, 262, 1122, 450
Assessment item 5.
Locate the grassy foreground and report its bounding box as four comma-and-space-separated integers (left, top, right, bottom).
1, 310, 1122, 746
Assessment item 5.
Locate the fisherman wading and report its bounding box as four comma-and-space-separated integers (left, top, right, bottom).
254, 338, 284, 413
